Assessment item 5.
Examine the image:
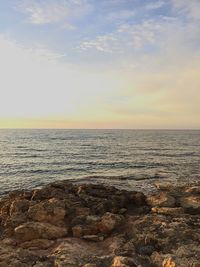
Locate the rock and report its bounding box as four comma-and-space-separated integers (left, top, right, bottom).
28, 198, 66, 225
9, 199, 30, 215
130, 192, 146, 206
72, 225, 83, 237
82, 264, 97, 267
86, 215, 100, 224
75, 207, 90, 216
20, 239, 55, 249
98, 212, 123, 234
151, 207, 184, 215
179, 195, 200, 214
111, 256, 137, 267
1, 238, 17, 246
162, 257, 176, 267
14, 222, 68, 241
184, 186, 200, 195
146, 192, 176, 207
82, 235, 100, 241
137, 245, 155, 256
119, 208, 127, 214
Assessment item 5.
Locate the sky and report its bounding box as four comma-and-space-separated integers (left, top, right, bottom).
0, 0, 200, 129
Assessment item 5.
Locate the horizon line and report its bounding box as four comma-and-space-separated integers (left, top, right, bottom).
0, 128, 200, 131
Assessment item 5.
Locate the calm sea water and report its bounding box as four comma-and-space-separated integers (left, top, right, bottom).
0, 129, 200, 195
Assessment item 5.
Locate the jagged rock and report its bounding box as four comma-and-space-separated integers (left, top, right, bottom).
14, 222, 68, 241
28, 198, 66, 225
146, 192, 176, 207
0, 181, 199, 267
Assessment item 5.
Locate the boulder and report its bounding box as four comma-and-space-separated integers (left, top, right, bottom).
14, 222, 68, 241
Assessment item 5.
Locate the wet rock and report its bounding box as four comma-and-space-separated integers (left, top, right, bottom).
14, 222, 68, 241
146, 192, 176, 207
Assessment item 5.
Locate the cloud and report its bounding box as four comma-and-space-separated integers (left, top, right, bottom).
0, 35, 124, 120
79, 18, 166, 53
18, 0, 92, 25
172, 0, 200, 20
145, 1, 165, 10
107, 10, 135, 21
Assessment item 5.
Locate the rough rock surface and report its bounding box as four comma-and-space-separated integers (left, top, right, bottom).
0, 180, 199, 267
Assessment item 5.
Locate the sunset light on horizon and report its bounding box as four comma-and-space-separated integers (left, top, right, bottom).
0, 0, 200, 129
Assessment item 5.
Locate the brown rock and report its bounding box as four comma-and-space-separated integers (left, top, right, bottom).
179, 195, 200, 214
151, 207, 184, 215
20, 239, 55, 249
162, 257, 176, 267
9, 199, 30, 215
14, 222, 68, 241
111, 256, 137, 267
82, 264, 97, 267
98, 212, 123, 234
146, 192, 176, 207
82, 235, 99, 241
130, 192, 146, 206
72, 225, 83, 237
28, 198, 66, 225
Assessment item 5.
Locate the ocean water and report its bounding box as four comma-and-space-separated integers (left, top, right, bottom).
0, 129, 200, 195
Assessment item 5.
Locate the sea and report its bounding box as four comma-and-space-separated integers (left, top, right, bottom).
0, 129, 200, 195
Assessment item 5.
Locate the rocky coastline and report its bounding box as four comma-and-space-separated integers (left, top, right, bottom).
0, 180, 199, 267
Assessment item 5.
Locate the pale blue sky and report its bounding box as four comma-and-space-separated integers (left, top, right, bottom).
0, 0, 200, 128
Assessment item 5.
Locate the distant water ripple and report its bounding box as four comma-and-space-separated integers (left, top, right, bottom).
0, 129, 200, 195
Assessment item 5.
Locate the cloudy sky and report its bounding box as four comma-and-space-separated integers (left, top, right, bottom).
0, 0, 200, 128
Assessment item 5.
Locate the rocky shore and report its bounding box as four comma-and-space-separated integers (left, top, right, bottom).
0, 180, 199, 267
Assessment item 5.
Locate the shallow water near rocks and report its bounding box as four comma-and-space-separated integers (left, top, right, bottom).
0, 129, 200, 195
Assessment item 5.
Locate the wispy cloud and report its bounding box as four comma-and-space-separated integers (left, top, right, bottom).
18, 0, 92, 25
79, 18, 166, 53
